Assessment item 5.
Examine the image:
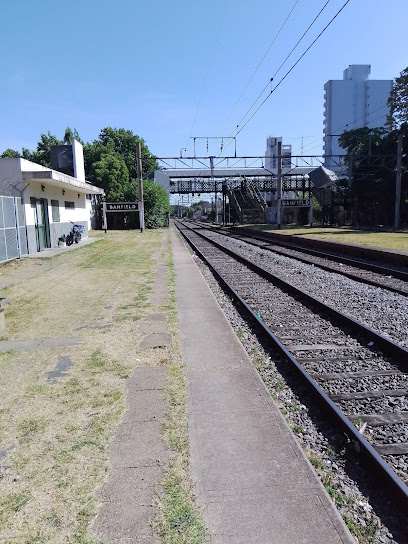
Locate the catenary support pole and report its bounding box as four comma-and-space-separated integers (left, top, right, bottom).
210, 156, 217, 224
136, 143, 145, 232
277, 141, 282, 229
102, 202, 107, 233
394, 134, 403, 230
309, 192, 313, 226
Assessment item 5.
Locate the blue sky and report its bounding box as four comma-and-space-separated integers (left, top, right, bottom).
1, 0, 407, 161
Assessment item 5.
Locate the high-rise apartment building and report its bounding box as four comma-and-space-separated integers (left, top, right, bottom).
323, 65, 392, 170
265, 137, 292, 173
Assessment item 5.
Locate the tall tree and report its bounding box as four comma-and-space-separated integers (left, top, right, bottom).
84, 127, 159, 204
92, 153, 129, 201
1, 149, 20, 158
63, 127, 83, 145
30, 131, 63, 167
338, 125, 408, 226
388, 67, 408, 130
339, 127, 386, 156
124, 180, 170, 228
97, 127, 157, 179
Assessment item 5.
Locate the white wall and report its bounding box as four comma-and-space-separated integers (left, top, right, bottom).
323, 66, 392, 171
72, 139, 85, 181
25, 180, 89, 229
366, 80, 393, 128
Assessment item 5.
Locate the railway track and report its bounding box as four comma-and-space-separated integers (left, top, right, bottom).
174, 219, 408, 517
189, 220, 408, 296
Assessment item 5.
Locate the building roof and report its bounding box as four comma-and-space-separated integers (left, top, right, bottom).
20, 159, 104, 195
158, 166, 318, 179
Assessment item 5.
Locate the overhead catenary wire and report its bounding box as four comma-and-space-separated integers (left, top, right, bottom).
209, 0, 330, 161
236, 0, 351, 137
296, 104, 389, 154
302, 113, 389, 155
216, 0, 352, 161
213, 0, 300, 141
185, 0, 229, 152
218, 0, 333, 155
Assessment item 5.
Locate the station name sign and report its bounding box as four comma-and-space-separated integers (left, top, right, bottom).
105, 202, 139, 212
282, 199, 310, 207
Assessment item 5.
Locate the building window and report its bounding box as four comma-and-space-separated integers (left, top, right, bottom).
65, 201, 75, 209
51, 200, 60, 222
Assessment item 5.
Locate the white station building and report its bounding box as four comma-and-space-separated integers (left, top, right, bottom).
323, 65, 392, 171
0, 140, 104, 263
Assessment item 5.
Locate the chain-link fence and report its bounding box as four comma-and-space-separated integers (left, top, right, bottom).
0, 196, 28, 263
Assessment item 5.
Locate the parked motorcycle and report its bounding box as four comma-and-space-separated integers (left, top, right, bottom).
65, 222, 84, 246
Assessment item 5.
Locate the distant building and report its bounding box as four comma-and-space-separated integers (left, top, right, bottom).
265, 137, 292, 174
323, 65, 392, 171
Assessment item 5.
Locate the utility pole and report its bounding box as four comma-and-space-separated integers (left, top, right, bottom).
348, 154, 353, 189
102, 202, 107, 233
277, 141, 282, 229
394, 134, 404, 230
210, 156, 217, 223
136, 143, 145, 232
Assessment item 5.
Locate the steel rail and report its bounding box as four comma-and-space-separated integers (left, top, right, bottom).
193, 224, 408, 297
232, 226, 408, 283
182, 222, 408, 362
175, 220, 408, 514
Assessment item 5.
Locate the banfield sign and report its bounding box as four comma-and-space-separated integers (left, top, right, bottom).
106, 202, 139, 212
281, 199, 310, 207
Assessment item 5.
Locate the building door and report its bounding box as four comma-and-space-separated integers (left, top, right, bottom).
34, 198, 51, 251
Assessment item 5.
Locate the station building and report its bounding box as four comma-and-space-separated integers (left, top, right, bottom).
0, 140, 104, 263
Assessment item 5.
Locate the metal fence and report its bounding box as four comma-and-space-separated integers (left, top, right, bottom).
0, 196, 28, 263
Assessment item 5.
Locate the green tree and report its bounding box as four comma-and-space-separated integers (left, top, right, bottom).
124, 180, 170, 228
14, 127, 81, 166
388, 67, 408, 130
339, 127, 386, 156
92, 153, 129, 201
97, 127, 157, 179
142, 181, 170, 228
1, 148, 20, 158
2, 125, 167, 229
338, 125, 408, 226
84, 127, 159, 211
29, 131, 63, 167
63, 127, 83, 145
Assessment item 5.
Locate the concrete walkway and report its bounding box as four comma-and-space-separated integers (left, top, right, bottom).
92, 233, 172, 544
171, 226, 354, 544
27, 236, 99, 258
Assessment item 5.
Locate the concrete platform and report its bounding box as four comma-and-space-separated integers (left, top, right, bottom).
26, 236, 99, 258
171, 226, 354, 544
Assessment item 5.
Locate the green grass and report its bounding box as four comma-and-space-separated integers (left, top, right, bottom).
345, 515, 378, 543
152, 233, 206, 543
291, 423, 306, 435
244, 225, 408, 252
308, 454, 324, 470
0, 230, 165, 542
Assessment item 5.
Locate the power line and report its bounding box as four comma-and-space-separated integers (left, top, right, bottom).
232, 0, 352, 139
299, 104, 389, 154
185, 0, 229, 152
222, 0, 332, 143
213, 0, 300, 141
